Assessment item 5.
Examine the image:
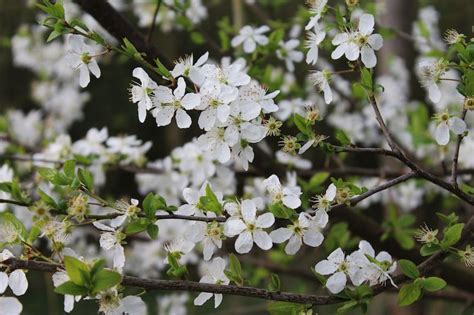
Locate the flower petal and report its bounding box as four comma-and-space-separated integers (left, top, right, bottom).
0, 297, 22, 315
270, 228, 293, 243
435, 122, 450, 145
241, 199, 257, 224
449, 117, 467, 135
326, 271, 347, 294
253, 230, 273, 250
8, 270, 28, 296
358, 14, 374, 35
235, 231, 254, 254
255, 213, 275, 229
175, 109, 192, 129
285, 234, 302, 255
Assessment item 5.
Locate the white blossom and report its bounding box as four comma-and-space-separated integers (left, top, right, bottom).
263, 174, 302, 209
314, 248, 366, 294
130, 67, 158, 123
171, 52, 209, 85
152, 77, 201, 128
434, 112, 466, 145
305, 27, 326, 65
331, 14, 383, 68
98, 289, 147, 315
92, 222, 126, 272
194, 257, 229, 308
305, 0, 328, 30
309, 70, 333, 104
224, 199, 275, 253
276, 39, 304, 72
270, 212, 326, 255
65, 35, 101, 88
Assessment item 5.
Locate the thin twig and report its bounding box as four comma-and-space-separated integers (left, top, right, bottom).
146, 0, 162, 43
451, 108, 468, 187
330, 172, 417, 211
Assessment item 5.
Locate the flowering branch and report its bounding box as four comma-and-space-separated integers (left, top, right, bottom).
3, 216, 473, 306
0, 199, 226, 223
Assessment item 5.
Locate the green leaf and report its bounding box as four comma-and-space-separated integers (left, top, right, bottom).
77, 168, 94, 191
308, 172, 329, 191
198, 184, 222, 214
335, 130, 352, 146
126, 218, 149, 234
0, 182, 12, 193
420, 244, 441, 256
190, 32, 205, 45
398, 214, 416, 227
441, 223, 464, 249
63, 160, 76, 178
463, 70, 474, 97
397, 282, 422, 306
423, 277, 446, 292
143, 193, 166, 219
64, 256, 90, 286
146, 223, 159, 239
155, 58, 172, 79
268, 273, 281, 291
360, 68, 373, 91
38, 164, 58, 181
91, 269, 122, 295
27, 225, 42, 243
0, 212, 28, 243
52, 172, 73, 186
54, 281, 88, 296
268, 203, 295, 219
398, 259, 419, 279
37, 188, 57, 208
293, 114, 310, 136
90, 259, 107, 278
268, 302, 305, 315
337, 300, 359, 313
229, 254, 242, 279
225, 254, 243, 285
436, 212, 459, 226
394, 231, 415, 250
121, 37, 138, 55
47, 29, 64, 42
143, 192, 157, 218
69, 19, 89, 32
9, 179, 29, 204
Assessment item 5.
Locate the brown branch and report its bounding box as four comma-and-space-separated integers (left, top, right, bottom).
451, 108, 468, 187
72, 0, 171, 66
330, 171, 417, 211
5, 153, 474, 180
3, 217, 473, 305
0, 199, 225, 223
367, 95, 474, 205
146, 0, 162, 43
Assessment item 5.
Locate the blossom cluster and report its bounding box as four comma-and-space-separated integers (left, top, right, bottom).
129, 53, 279, 170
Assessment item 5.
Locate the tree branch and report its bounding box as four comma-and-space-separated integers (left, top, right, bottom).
72, 0, 170, 66
451, 108, 468, 187
3, 217, 473, 305
0, 199, 226, 223
146, 0, 162, 43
